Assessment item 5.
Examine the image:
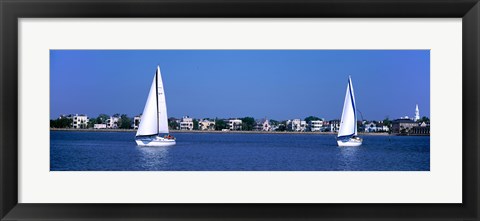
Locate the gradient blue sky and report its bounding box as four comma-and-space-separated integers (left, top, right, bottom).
50, 50, 430, 121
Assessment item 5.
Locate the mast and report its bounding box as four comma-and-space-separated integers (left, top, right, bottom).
155, 68, 159, 135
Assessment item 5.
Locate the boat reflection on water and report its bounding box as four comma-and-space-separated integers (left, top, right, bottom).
338, 146, 361, 170
136, 146, 170, 170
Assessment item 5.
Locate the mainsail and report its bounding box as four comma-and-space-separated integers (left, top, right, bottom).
136, 66, 170, 137
337, 76, 357, 138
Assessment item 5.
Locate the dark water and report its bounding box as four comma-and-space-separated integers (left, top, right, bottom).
50, 131, 430, 171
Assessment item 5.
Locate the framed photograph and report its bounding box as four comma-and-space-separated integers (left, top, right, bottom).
1, 0, 479, 220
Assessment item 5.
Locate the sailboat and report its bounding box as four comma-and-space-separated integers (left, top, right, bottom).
135, 65, 176, 147
337, 76, 362, 147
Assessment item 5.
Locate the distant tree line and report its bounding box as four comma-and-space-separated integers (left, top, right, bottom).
50, 113, 136, 129
52, 114, 431, 132
50, 118, 73, 128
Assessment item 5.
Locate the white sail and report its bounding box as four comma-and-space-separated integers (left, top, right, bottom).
338, 76, 357, 138
156, 66, 170, 134
136, 66, 169, 136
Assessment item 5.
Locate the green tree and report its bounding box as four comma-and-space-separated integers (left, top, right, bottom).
383, 117, 392, 133
357, 120, 364, 130
304, 116, 321, 123
118, 114, 132, 129
383, 117, 392, 127
96, 114, 110, 124
193, 119, 199, 130
275, 120, 287, 131
50, 118, 73, 128
169, 120, 179, 130
418, 116, 430, 124
88, 117, 97, 128
214, 118, 227, 130
270, 119, 279, 126
240, 117, 255, 131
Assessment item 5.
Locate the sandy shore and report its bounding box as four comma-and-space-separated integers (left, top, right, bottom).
50, 128, 392, 136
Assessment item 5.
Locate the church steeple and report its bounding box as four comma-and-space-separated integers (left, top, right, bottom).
415, 104, 420, 121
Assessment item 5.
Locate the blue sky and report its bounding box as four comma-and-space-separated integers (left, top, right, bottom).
50, 50, 430, 121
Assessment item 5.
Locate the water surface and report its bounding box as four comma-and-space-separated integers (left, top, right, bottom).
50, 131, 430, 171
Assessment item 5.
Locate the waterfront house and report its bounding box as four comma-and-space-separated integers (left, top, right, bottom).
301, 120, 307, 131
376, 122, 389, 132
254, 118, 271, 131
363, 121, 388, 132
106, 116, 119, 129
199, 119, 216, 131
391, 119, 418, 134
411, 122, 430, 135
72, 114, 89, 129
133, 115, 141, 129
329, 120, 340, 132
287, 119, 307, 132
59, 114, 88, 129
228, 119, 243, 131
309, 120, 323, 132
364, 122, 377, 132
288, 120, 295, 131
180, 116, 194, 130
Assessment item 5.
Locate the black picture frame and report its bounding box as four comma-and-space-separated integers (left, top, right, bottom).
1, 0, 479, 220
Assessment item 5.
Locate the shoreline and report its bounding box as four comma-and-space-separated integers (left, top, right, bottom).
49, 128, 403, 136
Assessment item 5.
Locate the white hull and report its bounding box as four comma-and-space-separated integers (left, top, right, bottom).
136, 136, 176, 147
337, 137, 362, 147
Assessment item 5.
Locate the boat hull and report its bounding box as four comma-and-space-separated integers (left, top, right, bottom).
136, 136, 176, 147
337, 137, 362, 147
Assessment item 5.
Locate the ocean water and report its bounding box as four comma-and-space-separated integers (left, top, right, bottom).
50, 131, 430, 171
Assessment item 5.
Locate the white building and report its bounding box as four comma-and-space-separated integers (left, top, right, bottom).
301, 121, 307, 131
287, 119, 307, 132
364, 122, 377, 132
329, 120, 340, 132
415, 104, 420, 122
254, 118, 271, 131
94, 124, 107, 129
199, 119, 215, 130
378, 123, 389, 132
228, 119, 243, 131
309, 120, 323, 132
180, 116, 194, 130
106, 116, 120, 129
286, 119, 294, 131
364, 121, 389, 132
71, 114, 88, 129
133, 115, 141, 129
